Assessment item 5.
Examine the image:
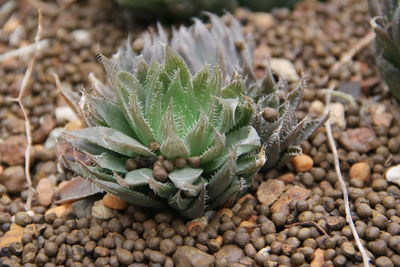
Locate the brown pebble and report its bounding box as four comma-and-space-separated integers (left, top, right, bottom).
44, 241, 58, 257
271, 212, 287, 226
148, 250, 166, 264
326, 216, 345, 230
125, 159, 138, 171
372, 179, 388, 191
94, 246, 110, 257
388, 236, 400, 250
235, 232, 250, 248
174, 158, 187, 168
291, 252, 305, 265
291, 155, 313, 172
35, 253, 49, 265
14, 211, 32, 226
153, 165, 168, 181
162, 160, 175, 172
116, 248, 134, 265
160, 239, 177, 255
349, 162, 371, 183
278, 173, 295, 184
356, 203, 372, 218
368, 239, 388, 256
187, 156, 201, 168
262, 107, 279, 121
376, 256, 394, 267
341, 241, 356, 257
103, 193, 128, 210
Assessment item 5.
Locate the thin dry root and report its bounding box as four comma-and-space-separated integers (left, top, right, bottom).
14, 9, 44, 211
324, 91, 370, 267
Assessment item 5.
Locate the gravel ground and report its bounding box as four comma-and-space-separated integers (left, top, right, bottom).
1, 0, 400, 266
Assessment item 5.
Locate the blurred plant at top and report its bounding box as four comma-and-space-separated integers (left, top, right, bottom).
116, 0, 237, 21
57, 14, 326, 218
116, 0, 304, 21
369, 0, 400, 102
239, 0, 300, 12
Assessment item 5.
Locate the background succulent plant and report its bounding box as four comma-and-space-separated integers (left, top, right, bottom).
369, 0, 400, 102
114, 13, 254, 84
59, 47, 265, 219
116, 0, 238, 21
239, 0, 301, 11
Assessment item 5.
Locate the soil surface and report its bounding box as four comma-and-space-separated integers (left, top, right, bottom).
1, 0, 400, 266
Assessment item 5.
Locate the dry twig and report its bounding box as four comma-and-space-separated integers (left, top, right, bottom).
324, 92, 370, 267
330, 31, 375, 73
11, 10, 44, 211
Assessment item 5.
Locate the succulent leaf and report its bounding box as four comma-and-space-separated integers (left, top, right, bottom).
92, 154, 128, 173
207, 179, 242, 210
160, 103, 190, 159
85, 95, 135, 136
66, 127, 155, 157
186, 114, 212, 156
168, 191, 193, 210
168, 167, 204, 193
178, 183, 206, 220
124, 168, 153, 186
206, 154, 236, 201
200, 130, 226, 165
94, 179, 168, 209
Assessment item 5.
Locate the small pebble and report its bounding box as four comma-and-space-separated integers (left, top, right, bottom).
291, 155, 313, 172
349, 162, 371, 184
103, 193, 128, 210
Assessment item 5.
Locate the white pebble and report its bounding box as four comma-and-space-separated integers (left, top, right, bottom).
386, 165, 400, 186
72, 29, 92, 46
329, 102, 346, 129
309, 100, 325, 115
55, 106, 78, 124
269, 58, 300, 82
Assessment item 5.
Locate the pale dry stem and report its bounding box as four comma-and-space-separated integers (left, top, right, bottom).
324, 92, 371, 267
14, 10, 43, 211
330, 31, 375, 73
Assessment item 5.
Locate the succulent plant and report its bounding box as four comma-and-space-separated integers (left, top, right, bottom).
369, 0, 400, 102
58, 13, 327, 218
114, 13, 328, 170
59, 46, 265, 219
250, 71, 328, 171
